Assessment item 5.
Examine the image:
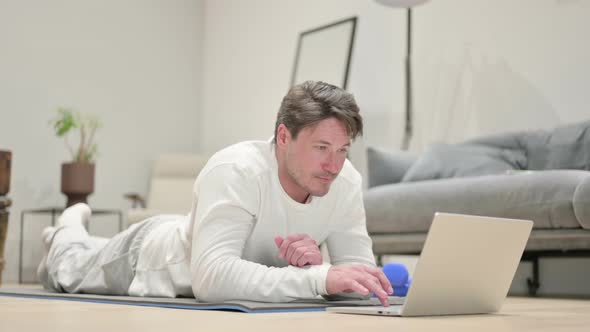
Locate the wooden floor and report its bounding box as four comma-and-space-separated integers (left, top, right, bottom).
1, 285, 590, 332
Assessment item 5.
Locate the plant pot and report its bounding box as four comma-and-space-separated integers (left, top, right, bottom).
0, 150, 10, 196
61, 162, 95, 207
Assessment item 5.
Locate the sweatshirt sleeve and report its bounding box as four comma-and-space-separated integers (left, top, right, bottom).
322, 182, 376, 301
189, 164, 330, 303
325, 182, 376, 267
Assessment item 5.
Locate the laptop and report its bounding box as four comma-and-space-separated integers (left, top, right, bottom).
327, 212, 533, 317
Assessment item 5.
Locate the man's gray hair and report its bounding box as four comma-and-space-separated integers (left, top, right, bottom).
273, 81, 363, 143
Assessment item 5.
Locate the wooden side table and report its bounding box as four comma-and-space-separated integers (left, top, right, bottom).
0, 198, 11, 286
18, 207, 123, 284
0, 149, 11, 286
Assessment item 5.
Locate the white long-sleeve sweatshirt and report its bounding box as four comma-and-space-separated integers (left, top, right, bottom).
128, 140, 376, 302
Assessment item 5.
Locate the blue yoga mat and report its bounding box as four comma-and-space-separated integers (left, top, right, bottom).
0, 288, 400, 313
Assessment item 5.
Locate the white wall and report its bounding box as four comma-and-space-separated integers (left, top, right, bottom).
412, 0, 590, 149
0, 0, 203, 282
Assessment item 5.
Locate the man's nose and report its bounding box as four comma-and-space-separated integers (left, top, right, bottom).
322, 153, 340, 175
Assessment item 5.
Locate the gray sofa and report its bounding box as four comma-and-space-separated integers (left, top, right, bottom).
364, 121, 590, 295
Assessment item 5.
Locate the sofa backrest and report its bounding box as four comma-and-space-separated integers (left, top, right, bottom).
366, 147, 417, 188
367, 120, 590, 185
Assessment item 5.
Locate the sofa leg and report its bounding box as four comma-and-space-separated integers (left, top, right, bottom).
526, 257, 540, 297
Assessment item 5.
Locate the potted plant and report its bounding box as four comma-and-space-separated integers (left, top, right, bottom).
50, 107, 101, 207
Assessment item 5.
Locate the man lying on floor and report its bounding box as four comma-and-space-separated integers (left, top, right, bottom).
37, 81, 393, 306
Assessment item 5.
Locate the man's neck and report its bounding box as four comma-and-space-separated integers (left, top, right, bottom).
275, 149, 309, 204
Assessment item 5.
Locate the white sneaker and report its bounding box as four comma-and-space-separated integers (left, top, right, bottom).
57, 203, 92, 229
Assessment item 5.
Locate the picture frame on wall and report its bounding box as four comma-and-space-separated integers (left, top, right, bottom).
291, 17, 357, 90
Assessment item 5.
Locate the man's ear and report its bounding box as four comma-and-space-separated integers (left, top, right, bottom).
276, 124, 291, 147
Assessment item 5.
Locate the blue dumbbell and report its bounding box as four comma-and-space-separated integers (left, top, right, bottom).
382, 262, 412, 297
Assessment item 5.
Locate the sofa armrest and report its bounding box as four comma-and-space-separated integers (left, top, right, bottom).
574, 176, 590, 229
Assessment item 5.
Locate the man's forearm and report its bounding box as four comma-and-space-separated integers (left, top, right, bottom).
191, 255, 330, 302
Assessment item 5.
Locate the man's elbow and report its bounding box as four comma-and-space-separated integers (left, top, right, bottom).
192, 285, 230, 303
191, 272, 232, 302
191, 258, 234, 302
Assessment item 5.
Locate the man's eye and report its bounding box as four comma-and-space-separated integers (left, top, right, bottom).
316, 146, 327, 151
339, 149, 349, 154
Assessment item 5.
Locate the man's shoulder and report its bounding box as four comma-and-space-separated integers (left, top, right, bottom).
202, 140, 273, 178
336, 159, 362, 188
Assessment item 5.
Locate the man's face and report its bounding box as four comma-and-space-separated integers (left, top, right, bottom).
279, 118, 351, 200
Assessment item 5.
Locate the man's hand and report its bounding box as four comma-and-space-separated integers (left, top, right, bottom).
274, 234, 323, 267
326, 265, 393, 307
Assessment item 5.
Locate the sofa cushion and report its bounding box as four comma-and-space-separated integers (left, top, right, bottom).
524, 120, 590, 171
366, 147, 416, 188
401, 143, 526, 182
365, 170, 590, 234
467, 120, 590, 171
